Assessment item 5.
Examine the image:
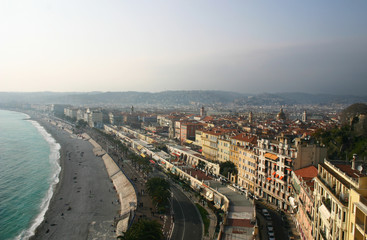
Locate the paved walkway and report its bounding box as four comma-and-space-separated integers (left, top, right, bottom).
86, 129, 172, 238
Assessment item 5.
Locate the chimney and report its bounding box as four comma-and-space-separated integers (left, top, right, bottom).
352, 154, 357, 170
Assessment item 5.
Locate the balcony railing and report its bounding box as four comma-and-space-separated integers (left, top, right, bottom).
356, 217, 364, 233
322, 198, 331, 211
320, 229, 327, 240
317, 175, 348, 206
306, 210, 313, 222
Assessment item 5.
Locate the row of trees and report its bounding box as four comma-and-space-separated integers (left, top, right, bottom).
145, 177, 171, 213
118, 219, 163, 240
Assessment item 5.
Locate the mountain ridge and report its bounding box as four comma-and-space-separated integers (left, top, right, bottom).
0, 91, 365, 107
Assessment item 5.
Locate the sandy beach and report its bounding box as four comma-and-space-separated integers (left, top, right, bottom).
29, 117, 121, 240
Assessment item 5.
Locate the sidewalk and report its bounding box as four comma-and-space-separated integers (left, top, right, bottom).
87, 130, 172, 238
120, 161, 172, 238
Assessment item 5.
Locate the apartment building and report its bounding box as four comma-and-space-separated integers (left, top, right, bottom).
313, 158, 367, 240
64, 107, 78, 119
201, 129, 221, 161
238, 147, 257, 194
255, 137, 326, 210
292, 165, 318, 240
349, 188, 367, 240
202, 128, 234, 162
87, 110, 103, 128
217, 135, 231, 162
230, 133, 257, 188
108, 111, 124, 126
180, 122, 203, 143
195, 130, 203, 147
157, 114, 182, 139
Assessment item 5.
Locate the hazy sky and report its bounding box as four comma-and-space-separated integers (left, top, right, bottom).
1, 1, 367, 95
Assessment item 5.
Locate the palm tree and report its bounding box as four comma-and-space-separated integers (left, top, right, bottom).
146, 178, 170, 212
120, 219, 163, 240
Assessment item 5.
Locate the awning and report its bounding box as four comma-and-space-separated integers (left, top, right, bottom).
264, 152, 278, 161
286, 158, 292, 162
267, 177, 271, 181
171, 152, 180, 157
149, 160, 155, 164
279, 176, 284, 180
276, 174, 279, 178
272, 172, 276, 175
137, 145, 143, 150
286, 168, 292, 171
140, 153, 146, 158
186, 140, 193, 144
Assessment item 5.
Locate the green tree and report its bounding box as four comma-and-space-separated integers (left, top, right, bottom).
120, 219, 163, 240
313, 125, 367, 160
219, 161, 238, 178
146, 177, 170, 212
76, 119, 88, 128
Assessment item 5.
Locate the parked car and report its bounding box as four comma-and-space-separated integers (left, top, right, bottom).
262, 208, 272, 220
267, 224, 274, 232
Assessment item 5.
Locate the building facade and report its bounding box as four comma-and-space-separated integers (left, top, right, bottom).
313, 159, 367, 240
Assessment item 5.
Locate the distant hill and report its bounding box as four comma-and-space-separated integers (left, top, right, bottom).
0, 91, 366, 107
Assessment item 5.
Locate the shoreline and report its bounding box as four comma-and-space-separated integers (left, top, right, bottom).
17, 118, 62, 240
28, 115, 121, 240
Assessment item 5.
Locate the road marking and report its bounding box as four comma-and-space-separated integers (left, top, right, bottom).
172, 189, 186, 240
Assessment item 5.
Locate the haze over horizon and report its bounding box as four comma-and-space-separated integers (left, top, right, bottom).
1, 1, 367, 95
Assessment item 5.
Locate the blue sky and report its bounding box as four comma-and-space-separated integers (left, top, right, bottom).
1, 1, 366, 95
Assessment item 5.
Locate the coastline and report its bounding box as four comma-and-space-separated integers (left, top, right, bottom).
28, 115, 121, 240
17, 118, 61, 240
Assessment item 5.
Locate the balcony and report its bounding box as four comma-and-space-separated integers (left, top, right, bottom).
356, 217, 364, 234
320, 229, 327, 240
322, 198, 331, 212
317, 175, 349, 206
306, 210, 313, 222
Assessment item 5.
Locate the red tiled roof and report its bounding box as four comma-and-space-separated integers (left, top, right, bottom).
202, 116, 214, 122
335, 164, 366, 178
231, 133, 257, 144
294, 166, 318, 179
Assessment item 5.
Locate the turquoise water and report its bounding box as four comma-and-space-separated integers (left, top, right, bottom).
0, 110, 61, 240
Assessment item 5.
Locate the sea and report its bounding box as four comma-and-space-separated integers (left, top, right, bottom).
0, 110, 61, 240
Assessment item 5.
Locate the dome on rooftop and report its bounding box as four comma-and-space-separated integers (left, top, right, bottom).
277, 108, 286, 121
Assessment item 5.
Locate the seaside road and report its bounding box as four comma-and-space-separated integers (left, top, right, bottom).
170, 184, 203, 240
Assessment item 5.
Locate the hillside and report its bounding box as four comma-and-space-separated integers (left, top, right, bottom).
0, 91, 365, 107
